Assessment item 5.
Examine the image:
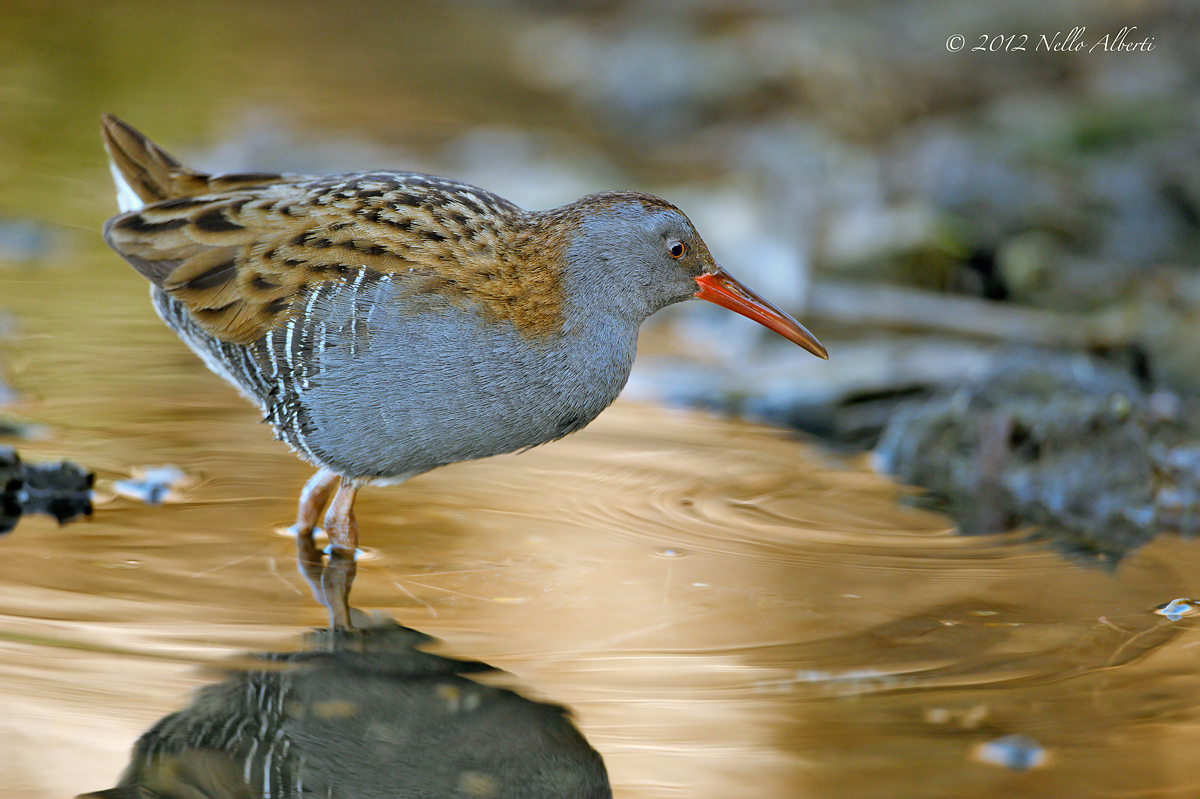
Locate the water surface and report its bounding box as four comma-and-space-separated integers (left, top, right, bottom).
4, 263, 1200, 797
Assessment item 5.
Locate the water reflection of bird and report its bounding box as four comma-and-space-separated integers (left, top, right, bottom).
78, 616, 611, 799
101, 115, 827, 626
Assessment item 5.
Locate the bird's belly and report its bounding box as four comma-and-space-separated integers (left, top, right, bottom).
288, 285, 638, 480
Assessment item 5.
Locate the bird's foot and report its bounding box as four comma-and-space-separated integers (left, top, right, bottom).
292, 477, 362, 629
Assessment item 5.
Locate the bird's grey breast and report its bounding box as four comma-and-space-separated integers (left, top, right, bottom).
282, 271, 640, 479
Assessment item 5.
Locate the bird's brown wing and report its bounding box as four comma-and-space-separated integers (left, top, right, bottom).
105, 181, 414, 344
102, 174, 565, 345
102, 115, 564, 344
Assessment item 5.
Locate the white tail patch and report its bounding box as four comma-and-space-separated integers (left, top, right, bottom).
109, 159, 144, 213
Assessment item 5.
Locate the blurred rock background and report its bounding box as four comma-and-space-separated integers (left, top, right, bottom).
1, 0, 1198, 555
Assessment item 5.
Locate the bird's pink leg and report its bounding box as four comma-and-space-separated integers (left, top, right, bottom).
290, 468, 354, 627
320, 479, 362, 629
293, 468, 339, 589
292, 468, 341, 537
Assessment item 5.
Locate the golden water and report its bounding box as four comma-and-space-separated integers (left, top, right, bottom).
4, 258, 1200, 798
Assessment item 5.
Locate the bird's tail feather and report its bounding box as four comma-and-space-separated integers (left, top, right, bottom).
100, 114, 210, 212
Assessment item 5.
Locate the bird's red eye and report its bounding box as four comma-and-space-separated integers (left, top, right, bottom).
668, 241, 686, 259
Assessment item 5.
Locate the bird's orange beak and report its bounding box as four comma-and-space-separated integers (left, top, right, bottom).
694, 267, 828, 359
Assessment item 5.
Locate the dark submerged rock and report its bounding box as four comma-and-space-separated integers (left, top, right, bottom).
875, 352, 1200, 561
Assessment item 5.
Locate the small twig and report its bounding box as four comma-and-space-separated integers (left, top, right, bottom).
806, 280, 1133, 348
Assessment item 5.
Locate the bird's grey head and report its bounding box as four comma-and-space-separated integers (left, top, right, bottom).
531, 190, 828, 359
553, 192, 717, 325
